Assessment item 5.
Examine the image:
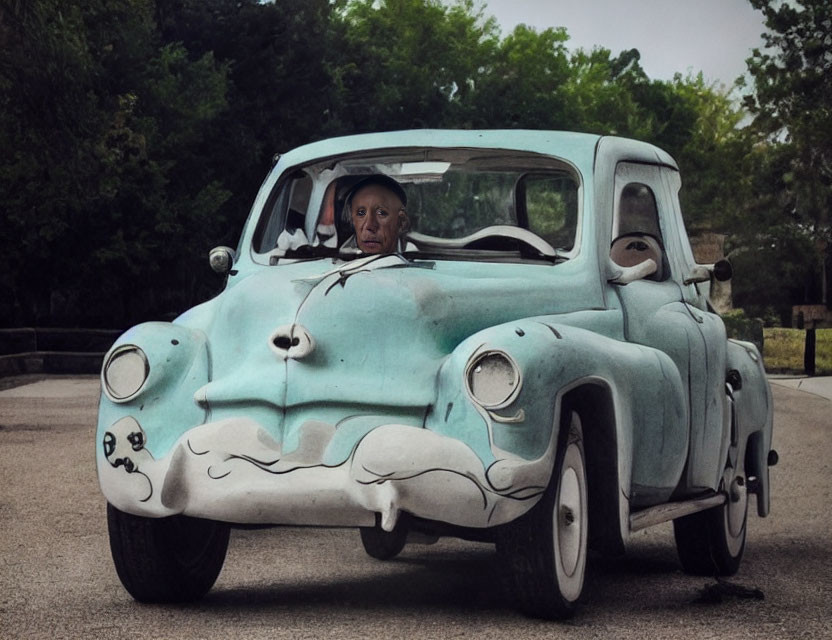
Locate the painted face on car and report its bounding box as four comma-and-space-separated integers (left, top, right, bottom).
350, 184, 407, 254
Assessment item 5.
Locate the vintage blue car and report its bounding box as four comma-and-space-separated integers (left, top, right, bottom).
97, 130, 775, 619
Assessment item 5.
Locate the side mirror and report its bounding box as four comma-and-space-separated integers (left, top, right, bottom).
209, 246, 235, 275
683, 259, 732, 285
712, 259, 733, 281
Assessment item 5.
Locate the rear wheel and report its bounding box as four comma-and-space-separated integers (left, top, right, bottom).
107, 503, 230, 602
675, 389, 748, 577
674, 473, 747, 576
359, 513, 409, 560
497, 411, 588, 619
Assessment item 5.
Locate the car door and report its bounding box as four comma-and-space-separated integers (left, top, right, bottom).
609, 162, 724, 505
660, 166, 729, 493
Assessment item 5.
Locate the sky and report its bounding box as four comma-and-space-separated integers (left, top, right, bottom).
473, 0, 768, 89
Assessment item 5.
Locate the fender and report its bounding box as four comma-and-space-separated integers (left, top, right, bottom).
97, 323, 210, 464
727, 339, 774, 516
428, 316, 689, 542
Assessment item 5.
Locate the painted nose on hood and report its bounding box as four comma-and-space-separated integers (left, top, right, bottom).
269, 324, 315, 360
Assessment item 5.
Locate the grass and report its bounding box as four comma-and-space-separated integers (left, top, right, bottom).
762, 328, 832, 374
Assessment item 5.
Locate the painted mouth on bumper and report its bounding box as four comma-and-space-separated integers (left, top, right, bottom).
98, 417, 550, 531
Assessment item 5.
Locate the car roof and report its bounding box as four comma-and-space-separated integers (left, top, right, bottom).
274, 129, 677, 174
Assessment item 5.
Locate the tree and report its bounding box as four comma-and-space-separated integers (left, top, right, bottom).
0, 0, 804, 327
667, 74, 753, 231
332, 0, 499, 131
0, 0, 151, 324
0, 0, 231, 326
465, 24, 571, 128
152, 0, 340, 242
744, 0, 832, 307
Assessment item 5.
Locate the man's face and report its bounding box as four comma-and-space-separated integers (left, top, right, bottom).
350, 184, 406, 254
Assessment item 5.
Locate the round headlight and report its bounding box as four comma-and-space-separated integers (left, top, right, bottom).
103, 345, 148, 401
465, 350, 521, 409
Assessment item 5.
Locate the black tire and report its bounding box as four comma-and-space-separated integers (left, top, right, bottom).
496, 411, 588, 620
673, 477, 747, 576
359, 513, 409, 560
107, 503, 230, 602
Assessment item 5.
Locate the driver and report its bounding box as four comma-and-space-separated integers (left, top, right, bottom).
346, 175, 410, 254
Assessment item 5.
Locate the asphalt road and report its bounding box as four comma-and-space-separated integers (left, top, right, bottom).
1, 375, 830, 639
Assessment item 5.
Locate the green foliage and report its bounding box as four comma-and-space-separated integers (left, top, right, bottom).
666, 75, 753, 231
721, 308, 764, 352
151, 0, 338, 242
725, 138, 820, 323
525, 176, 578, 250
744, 0, 832, 307
464, 24, 571, 128
0, 0, 818, 327
0, 0, 231, 325
333, 0, 499, 131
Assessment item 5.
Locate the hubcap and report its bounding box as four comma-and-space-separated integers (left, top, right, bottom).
557, 461, 582, 576
547, 417, 588, 604
726, 476, 747, 539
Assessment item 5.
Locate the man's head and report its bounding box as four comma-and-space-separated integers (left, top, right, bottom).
347, 175, 409, 254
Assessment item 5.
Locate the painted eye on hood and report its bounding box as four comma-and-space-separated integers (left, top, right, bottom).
102, 345, 149, 402
465, 350, 521, 409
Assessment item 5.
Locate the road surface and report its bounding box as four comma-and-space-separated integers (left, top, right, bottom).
0, 375, 830, 639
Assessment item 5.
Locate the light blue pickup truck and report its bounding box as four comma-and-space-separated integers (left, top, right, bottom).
97, 130, 775, 619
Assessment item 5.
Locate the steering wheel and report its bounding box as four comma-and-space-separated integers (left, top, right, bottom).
460, 225, 558, 257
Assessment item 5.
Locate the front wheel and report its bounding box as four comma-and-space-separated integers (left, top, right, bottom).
497, 411, 588, 619
107, 503, 230, 602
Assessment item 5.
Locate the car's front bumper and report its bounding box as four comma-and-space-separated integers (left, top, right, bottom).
97, 415, 554, 531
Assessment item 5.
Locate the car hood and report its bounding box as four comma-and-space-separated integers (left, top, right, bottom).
176, 255, 595, 441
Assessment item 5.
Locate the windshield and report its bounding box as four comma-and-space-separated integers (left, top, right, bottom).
252, 148, 581, 264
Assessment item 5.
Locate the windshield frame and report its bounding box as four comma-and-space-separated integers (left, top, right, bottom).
248, 146, 584, 266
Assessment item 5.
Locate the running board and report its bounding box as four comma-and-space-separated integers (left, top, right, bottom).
629, 494, 726, 532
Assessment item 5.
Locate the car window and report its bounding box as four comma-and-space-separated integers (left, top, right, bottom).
252, 149, 581, 263
612, 166, 671, 282
618, 183, 661, 240
403, 170, 518, 238
400, 170, 577, 250
523, 174, 579, 252
253, 172, 312, 254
